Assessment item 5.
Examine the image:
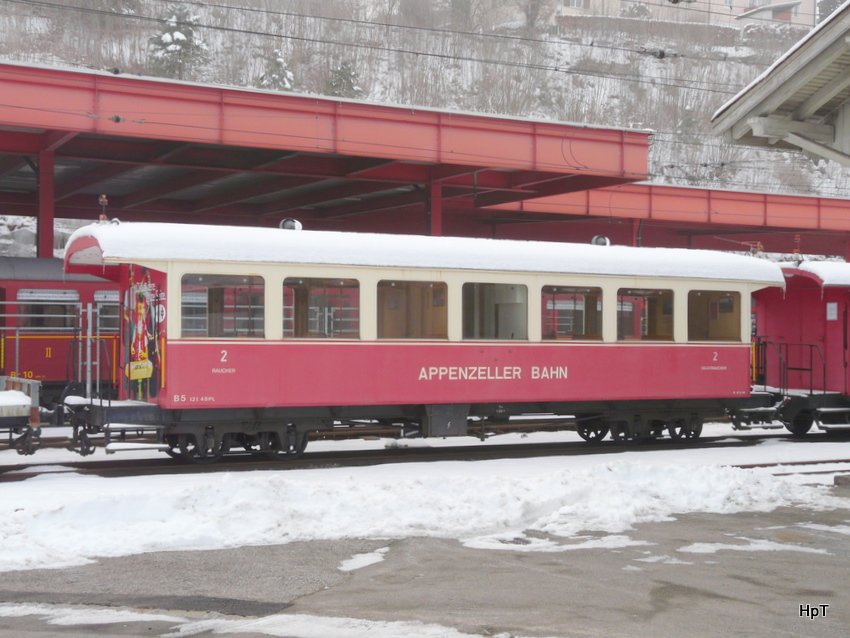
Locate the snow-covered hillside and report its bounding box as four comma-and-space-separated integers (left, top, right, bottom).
0, 217, 86, 258
0, 1, 847, 255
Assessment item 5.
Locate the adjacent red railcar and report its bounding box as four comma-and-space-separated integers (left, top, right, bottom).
750, 261, 850, 434
0, 257, 119, 402
63, 221, 784, 462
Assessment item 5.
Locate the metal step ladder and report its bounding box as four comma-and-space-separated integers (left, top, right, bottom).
814, 407, 850, 432
103, 422, 169, 454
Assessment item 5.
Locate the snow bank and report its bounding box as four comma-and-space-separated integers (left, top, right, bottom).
0, 604, 501, 638
1, 458, 843, 572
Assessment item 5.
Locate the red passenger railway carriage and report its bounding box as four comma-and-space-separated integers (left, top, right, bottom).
63, 221, 784, 462
751, 261, 850, 434
0, 257, 119, 402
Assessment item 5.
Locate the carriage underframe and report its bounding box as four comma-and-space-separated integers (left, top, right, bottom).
61, 392, 777, 463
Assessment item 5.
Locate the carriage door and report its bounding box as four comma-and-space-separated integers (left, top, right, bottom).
821, 290, 848, 395
0, 287, 5, 376
840, 296, 850, 396
123, 273, 164, 402
841, 299, 850, 394
93, 289, 120, 394
829, 295, 850, 395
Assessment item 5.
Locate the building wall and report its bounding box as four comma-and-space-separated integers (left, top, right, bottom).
555, 0, 816, 28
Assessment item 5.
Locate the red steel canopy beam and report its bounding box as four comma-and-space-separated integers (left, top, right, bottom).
0, 62, 649, 180
497, 183, 850, 234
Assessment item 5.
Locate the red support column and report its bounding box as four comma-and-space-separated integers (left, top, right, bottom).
428, 181, 443, 236
36, 150, 55, 258
631, 219, 643, 247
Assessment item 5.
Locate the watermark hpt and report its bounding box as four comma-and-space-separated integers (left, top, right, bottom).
800, 604, 829, 619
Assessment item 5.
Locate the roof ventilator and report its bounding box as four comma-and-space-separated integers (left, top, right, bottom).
280, 218, 303, 231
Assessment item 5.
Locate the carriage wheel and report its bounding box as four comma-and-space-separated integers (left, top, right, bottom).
688, 419, 703, 439
13, 428, 40, 455
609, 423, 631, 442
243, 432, 280, 459
279, 428, 308, 458
177, 432, 228, 464
668, 419, 686, 440
679, 418, 703, 440
785, 411, 814, 437
265, 428, 309, 459
74, 428, 96, 456
163, 435, 181, 459
577, 423, 610, 442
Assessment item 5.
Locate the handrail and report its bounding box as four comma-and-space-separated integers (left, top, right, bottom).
2, 301, 118, 401
753, 339, 827, 395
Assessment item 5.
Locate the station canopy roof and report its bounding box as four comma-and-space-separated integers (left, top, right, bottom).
711, 1, 850, 166
0, 61, 650, 231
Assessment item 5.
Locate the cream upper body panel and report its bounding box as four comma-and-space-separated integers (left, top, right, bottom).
64, 222, 784, 344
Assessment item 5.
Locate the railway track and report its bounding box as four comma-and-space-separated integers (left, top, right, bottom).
734, 457, 850, 477
3, 430, 850, 481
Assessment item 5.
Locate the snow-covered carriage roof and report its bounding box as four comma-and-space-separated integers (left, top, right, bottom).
790, 261, 850, 287
65, 221, 784, 285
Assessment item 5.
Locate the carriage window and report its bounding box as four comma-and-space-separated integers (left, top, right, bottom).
378, 281, 447, 339
542, 286, 602, 340
688, 291, 741, 341
181, 274, 265, 338
15, 289, 79, 330
617, 288, 673, 341
462, 282, 527, 340
283, 278, 359, 338
95, 289, 120, 333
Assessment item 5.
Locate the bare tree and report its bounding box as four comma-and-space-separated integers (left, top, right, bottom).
450, 0, 487, 31
514, 0, 554, 32
398, 0, 440, 27
817, 0, 844, 22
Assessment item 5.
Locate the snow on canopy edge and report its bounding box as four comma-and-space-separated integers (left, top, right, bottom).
65, 222, 785, 285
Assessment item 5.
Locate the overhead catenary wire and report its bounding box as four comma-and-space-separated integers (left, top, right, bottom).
0, 1, 846, 198
620, 0, 824, 24
141, 0, 819, 61
0, 0, 786, 95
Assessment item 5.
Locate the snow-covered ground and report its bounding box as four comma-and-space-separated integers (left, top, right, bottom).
2, 423, 849, 637
0, 604, 515, 638
2, 423, 849, 572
